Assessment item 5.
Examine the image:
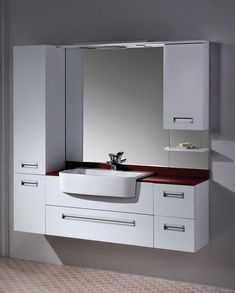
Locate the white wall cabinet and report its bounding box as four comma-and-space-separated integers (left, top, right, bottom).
163, 43, 209, 130
13, 45, 65, 174
14, 174, 46, 234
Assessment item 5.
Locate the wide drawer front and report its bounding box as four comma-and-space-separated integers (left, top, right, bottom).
154, 216, 195, 252
46, 206, 154, 247
46, 176, 153, 215
154, 184, 195, 219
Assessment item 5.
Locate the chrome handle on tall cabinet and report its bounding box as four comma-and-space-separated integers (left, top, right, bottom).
21, 180, 38, 187
173, 117, 194, 124
21, 162, 38, 169
62, 214, 136, 227
163, 191, 184, 199
164, 224, 185, 232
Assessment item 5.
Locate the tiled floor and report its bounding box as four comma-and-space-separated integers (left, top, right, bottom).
0, 257, 234, 293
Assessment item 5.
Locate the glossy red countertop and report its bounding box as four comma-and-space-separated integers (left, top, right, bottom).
47, 162, 209, 186
140, 175, 208, 186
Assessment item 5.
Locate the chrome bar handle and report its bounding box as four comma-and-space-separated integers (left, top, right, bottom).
164, 224, 185, 232
163, 191, 184, 199
21, 162, 38, 169
21, 180, 38, 187
173, 117, 194, 124
62, 214, 136, 227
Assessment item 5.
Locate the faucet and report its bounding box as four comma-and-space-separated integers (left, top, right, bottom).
107, 152, 126, 170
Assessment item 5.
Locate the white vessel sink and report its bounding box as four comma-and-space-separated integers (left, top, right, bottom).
59, 168, 152, 198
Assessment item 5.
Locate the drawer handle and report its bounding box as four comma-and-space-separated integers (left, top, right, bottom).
173, 117, 194, 124
21, 162, 38, 169
21, 180, 38, 187
164, 224, 185, 232
163, 191, 184, 199
62, 213, 136, 227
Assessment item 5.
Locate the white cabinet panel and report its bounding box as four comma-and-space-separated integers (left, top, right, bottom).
154, 184, 195, 218
46, 176, 154, 215
46, 206, 153, 247
14, 174, 45, 234
163, 43, 209, 130
14, 45, 65, 174
154, 216, 195, 252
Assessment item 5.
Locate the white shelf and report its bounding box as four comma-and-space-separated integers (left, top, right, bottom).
164, 146, 209, 153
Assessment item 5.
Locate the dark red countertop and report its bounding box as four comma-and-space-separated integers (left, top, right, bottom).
140, 174, 208, 186
47, 162, 209, 186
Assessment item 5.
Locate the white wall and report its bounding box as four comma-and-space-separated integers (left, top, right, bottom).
8, 0, 235, 289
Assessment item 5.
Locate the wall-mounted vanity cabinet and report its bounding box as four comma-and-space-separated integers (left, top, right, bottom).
163, 43, 209, 130
43, 177, 209, 252
13, 42, 210, 252
20, 176, 208, 252
13, 171, 209, 252
13, 45, 65, 175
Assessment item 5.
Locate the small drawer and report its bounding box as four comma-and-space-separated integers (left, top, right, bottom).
14, 174, 45, 234
154, 184, 194, 218
154, 216, 195, 252
46, 206, 153, 248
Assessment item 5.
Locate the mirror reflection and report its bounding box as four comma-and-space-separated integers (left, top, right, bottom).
83, 48, 169, 165
66, 47, 209, 169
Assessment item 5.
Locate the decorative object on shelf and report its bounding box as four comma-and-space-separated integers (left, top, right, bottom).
177, 142, 198, 149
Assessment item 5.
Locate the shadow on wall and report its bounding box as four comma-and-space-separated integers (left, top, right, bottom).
211, 139, 235, 192
44, 228, 235, 287
209, 43, 235, 243
210, 139, 235, 241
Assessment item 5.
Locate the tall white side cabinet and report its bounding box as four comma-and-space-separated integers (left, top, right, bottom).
13, 45, 65, 233
163, 42, 209, 130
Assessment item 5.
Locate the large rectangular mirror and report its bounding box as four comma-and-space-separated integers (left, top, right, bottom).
66, 46, 209, 169
83, 48, 168, 165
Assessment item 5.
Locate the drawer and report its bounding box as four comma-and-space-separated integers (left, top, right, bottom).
154, 184, 194, 218
14, 174, 45, 234
46, 176, 153, 215
154, 216, 195, 252
46, 206, 153, 247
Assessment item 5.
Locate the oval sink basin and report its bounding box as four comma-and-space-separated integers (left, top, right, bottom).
59, 168, 152, 198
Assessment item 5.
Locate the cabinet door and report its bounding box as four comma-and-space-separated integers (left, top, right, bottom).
163, 43, 209, 130
14, 46, 46, 174
13, 45, 65, 174
14, 174, 45, 234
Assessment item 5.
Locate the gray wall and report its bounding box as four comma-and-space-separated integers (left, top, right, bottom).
0, 0, 9, 257
8, 0, 235, 289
